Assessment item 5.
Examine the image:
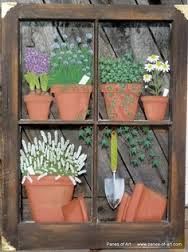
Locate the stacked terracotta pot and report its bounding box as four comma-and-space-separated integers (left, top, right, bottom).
116, 183, 167, 222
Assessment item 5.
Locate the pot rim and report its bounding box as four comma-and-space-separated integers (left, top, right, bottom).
24, 94, 53, 102
24, 175, 74, 186
141, 96, 169, 103
100, 83, 142, 93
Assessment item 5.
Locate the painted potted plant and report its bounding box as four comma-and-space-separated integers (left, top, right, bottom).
100, 53, 144, 121
24, 48, 52, 120
141, 54, 170, 121
20, 130, 87, 223
49, 33, 93, 120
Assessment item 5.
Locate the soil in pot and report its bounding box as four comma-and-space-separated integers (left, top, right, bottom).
141, 96, 168, 121
24, 93, 52, 120
24, 176, 74, 223
55, 85, 92, 120
100, 83, 142, 121
62, 195, 89, 223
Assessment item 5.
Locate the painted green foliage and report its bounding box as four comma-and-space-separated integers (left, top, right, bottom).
101, 126, 160, 169
100, 52, 144, 84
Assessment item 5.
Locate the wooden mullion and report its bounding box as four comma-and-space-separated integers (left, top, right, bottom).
92, 20, 98, 225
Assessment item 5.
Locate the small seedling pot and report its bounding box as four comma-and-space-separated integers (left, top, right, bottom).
24, 94, 52, 120
141, 96, 168, 121
62, 195, 89, 223
125, 183, 167, 222
55, 85, 92, 120
24, 176, 74, 223
100, 83, 142, 121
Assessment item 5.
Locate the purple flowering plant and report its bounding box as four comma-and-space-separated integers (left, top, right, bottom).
24, 48, 49, 93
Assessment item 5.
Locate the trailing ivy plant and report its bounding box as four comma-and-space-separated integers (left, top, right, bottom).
101, 126, 160, 168
79, 126, 93, 146
100, 52, 144, 85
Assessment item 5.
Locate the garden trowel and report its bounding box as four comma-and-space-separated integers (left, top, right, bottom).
104, 131, 125, 209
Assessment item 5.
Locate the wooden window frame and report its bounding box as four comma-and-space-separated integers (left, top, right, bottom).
2, 4, 187, 250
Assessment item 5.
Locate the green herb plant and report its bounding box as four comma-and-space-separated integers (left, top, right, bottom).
48, 34, 93, 86
101, 126, 160, 168
100, 52, 144, 85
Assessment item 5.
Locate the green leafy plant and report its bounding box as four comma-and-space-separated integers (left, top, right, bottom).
79, 126, 92, 146
48, 33, 93, 86
101, 126, 160, 168
143, 54, 170, 96
100, 52, 144, 85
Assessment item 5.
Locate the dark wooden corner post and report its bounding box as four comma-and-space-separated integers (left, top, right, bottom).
2, 4, 19, 247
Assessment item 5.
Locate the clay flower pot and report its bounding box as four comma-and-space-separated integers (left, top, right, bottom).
50, 84, 63, 98
116, 193, 131, 222
100, 83, 142, 121
55, 85, 92, 120
24, 94, 52, 120
24, 176, 74, 223
141, 96, 168, 121
125, 183, 167, 222
62, 195, 89, 223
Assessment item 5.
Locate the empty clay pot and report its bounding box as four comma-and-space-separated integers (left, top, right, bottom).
62, 195, 89, 223
125, 183, 167, 222
116, 193, 131, 222
24, 176, 74, 223
141, 96, 168, 121
100, 83, 142, 121
24, 94, 52, 120
55, 85, 92, 120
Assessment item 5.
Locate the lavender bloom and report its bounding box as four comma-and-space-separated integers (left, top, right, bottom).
24, 48, 49, 74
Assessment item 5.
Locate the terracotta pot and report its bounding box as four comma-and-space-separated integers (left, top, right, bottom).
125, 183, 167, 222
50, 84, 63, 98
62, 195, 89, 223
141, 96, 168, 121
116, 193, 131, 222
24, 176, 74, 223
24, 94, 52, 120
100, 83, 142, 121
55, 85, 92, 120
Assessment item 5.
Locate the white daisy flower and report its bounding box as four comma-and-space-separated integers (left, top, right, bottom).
155, 60, 164, 71
144, 63, 155, 72
161, 61, 170, 73
147, 54, 159, 63
143, 74, 152, 83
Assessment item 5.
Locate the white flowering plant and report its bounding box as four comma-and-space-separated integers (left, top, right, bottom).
48, 33, 93, 86
143, 54, 170, 96
20, 130, 87, 185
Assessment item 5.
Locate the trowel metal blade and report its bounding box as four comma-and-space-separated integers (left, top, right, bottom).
104, 177, 125, 209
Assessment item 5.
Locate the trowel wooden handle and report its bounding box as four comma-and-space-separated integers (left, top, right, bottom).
111, 130, 118, 172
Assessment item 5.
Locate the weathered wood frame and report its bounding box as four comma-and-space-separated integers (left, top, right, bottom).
2, 4, 187, 250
